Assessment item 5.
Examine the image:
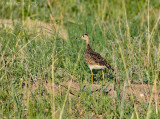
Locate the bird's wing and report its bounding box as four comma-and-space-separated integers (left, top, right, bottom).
89, 51, 114, 72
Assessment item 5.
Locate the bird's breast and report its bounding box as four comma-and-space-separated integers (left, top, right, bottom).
88, 64, 106, 70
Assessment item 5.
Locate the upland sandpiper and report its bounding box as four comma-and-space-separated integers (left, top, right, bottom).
77, 34, 114, 84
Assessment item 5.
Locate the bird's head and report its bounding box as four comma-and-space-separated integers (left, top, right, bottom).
76, 34, 89, 41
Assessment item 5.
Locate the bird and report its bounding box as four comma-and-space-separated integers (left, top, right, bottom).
76, 34, 114, 84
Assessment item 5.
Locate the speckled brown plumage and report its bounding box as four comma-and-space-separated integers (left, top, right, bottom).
76, 34, 114, 83
84, 44, 114, 72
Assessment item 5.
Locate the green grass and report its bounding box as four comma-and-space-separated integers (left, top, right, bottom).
0, 0, 160, 118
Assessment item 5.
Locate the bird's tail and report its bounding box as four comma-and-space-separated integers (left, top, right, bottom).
105, 63, 114, 72
110, 67, 114, 72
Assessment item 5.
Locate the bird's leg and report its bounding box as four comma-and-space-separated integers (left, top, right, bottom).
91, 70, 93, 84
102, 70, 105, 83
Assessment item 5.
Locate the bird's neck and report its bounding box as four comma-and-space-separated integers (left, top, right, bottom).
86, 38, 89, 48
86, 44, 93, 52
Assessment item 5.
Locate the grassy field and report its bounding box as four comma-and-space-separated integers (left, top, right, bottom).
0, 0, 160, 118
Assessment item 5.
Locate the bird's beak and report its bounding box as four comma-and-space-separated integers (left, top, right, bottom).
76, 37, 82, 39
